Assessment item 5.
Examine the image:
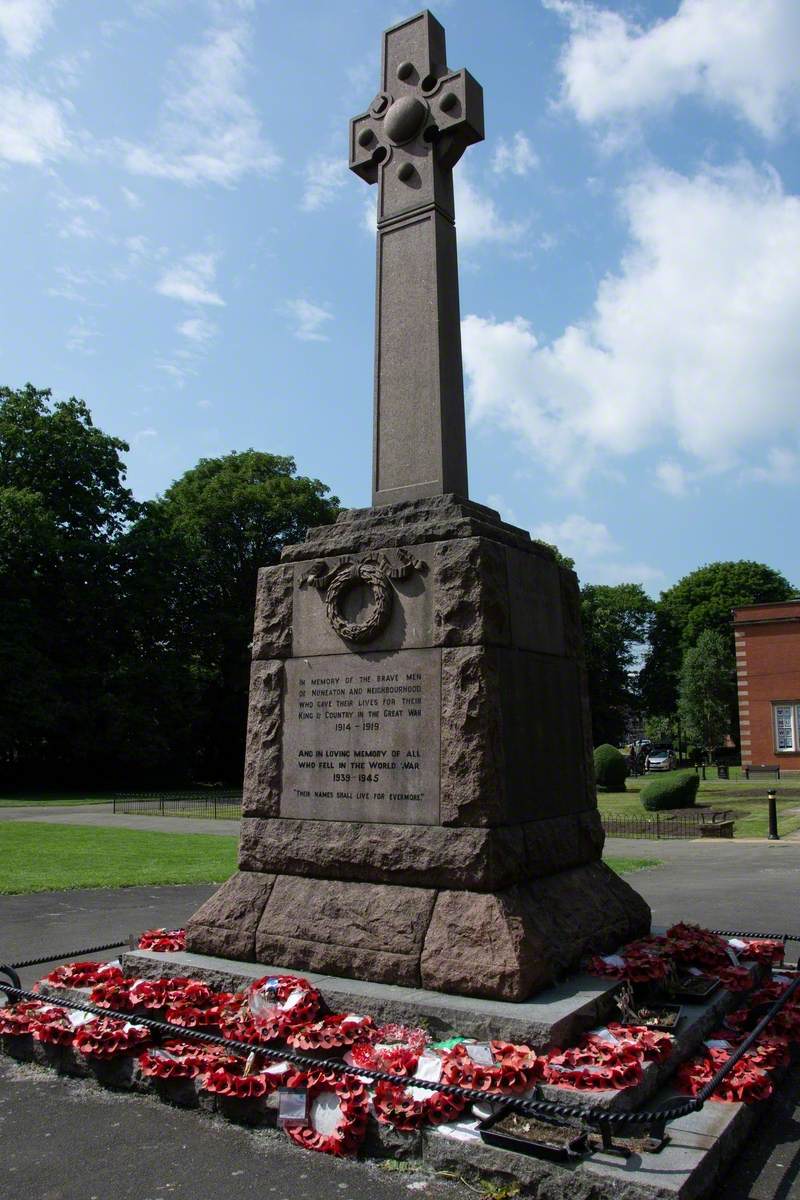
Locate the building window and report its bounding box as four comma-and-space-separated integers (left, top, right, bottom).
773, 703, 798, 752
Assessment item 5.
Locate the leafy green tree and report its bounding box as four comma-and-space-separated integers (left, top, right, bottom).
678, 630, 735, 758
641, 561, 795, 734
0, 385, 136, 781
580, 583, 655, 747
125, 451, 339, 780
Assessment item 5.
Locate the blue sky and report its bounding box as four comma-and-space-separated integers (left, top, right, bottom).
1, 0, 799, 595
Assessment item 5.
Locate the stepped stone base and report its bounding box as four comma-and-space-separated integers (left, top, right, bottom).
186, 860, 650, 1001
187, 494, 651, 1001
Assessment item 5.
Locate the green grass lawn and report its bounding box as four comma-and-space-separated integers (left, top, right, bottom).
599, 771, 800, 839
0, 823, 238, 894
0, 821, 657, 895
604, 856, 661, 874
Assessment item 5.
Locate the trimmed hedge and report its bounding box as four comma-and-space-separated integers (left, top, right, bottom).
640, 770, 700, 812
594, 744, 628, 792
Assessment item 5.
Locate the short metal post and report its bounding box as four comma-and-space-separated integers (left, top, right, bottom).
767, 789, 779, 841
214, 796, 217, 820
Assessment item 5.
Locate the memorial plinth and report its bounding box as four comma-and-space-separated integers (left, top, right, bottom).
187, 496, 650, 999
185, 10, 650, 1000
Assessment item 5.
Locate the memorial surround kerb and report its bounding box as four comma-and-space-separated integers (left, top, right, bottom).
186, 10, 650, 1001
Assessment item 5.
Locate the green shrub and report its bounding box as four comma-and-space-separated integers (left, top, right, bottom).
640, 770, 700, 812
594, 744, 628, 792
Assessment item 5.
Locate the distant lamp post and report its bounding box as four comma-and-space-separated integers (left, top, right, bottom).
767, 788, 780, 841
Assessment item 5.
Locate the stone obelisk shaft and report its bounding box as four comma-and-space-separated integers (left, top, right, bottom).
349, 11, 484, 507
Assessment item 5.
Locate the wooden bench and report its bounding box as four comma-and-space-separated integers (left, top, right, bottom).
744, 764, 781, 780
699, 820, 735, 838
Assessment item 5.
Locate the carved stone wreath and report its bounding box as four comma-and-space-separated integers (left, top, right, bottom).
300, 549, 426, 644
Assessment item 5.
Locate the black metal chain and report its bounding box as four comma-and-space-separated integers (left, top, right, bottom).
3, 927, 799, 1132
8, 942, 130, 971
10, 977, 799, 1130
0, 980, 701, 1127
710, 929, 800, 945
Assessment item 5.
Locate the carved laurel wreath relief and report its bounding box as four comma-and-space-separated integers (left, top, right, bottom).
300, 549, 427, 643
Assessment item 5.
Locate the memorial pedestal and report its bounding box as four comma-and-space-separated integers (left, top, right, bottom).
186, 497, 650, 1000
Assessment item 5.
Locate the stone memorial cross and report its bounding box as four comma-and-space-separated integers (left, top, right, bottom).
349, 10, 484, 507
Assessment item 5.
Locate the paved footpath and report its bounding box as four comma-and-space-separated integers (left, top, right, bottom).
0, 802, 238, 836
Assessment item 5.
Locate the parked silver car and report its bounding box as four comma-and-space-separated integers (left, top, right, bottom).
645, 748, 675, 772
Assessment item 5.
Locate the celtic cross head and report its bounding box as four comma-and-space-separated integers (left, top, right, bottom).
349, 10, 484, 226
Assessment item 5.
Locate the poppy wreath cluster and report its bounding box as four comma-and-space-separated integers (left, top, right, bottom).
543, 1039, 645, 1092
587, 1023, 673, 1065
286, 1013, 375, 1051
726, 981, 800, 1041
165, 982, 233, 1029
89, 977, 137, 1011
73, 1017, 151, 1060
137, 929, 186, 953
735, 939, 785, 967
587, 924, 763, 992
587, 936, 671, 984
281, 1069, 371, 1155
199, 1060, 287, 1099
30, 1004, 77, 1046
346, 1041, 419, 1075
675, 1048, 774, 1104
372, 1023, 429, 1055
42, 961, 123, 990
442, 1041, 543, 1094
704, 1030, 791, 1073
139, 1040, 239, 1080
372, 1050, 468, 1131
241, 975, 321, 1040
0, 1000, 55, 1037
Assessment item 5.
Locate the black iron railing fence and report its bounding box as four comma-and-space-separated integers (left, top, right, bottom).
112, 791, 242, 819
602, 810, 734, 839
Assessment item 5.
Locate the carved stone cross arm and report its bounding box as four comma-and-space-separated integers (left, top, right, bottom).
349, 11, 484, 507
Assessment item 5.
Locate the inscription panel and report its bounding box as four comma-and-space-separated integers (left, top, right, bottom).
281, 648, 441, 825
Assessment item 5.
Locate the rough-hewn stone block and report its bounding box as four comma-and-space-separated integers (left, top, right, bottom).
241, 660, 283, 818
254, 876, 437, 988
432, 537, 509, 646
252, 564, 293, 659
185, 871, 275, 961
440, 645, 506, 825
238, 817, 529, 891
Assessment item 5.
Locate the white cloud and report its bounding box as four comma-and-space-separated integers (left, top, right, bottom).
531, 513, 663, 586
545, 0, 800, 139
655, 460, 690, 497
122, 23, 281, 186
121, 186, 142, 209
301, 155, 347, 212
745, 446, 800, 486
454, 166, 527, 246
66, 315, 99, 354
283, 298, 333, 342
54, 191, 104, 239
0, 0, 57, 57
156, 252, 224, 306
0, 86, 68, 164
533, 513, 618, 558
492, 132, 539, 176
178, 316, 217, 343
463, 161, 800, 488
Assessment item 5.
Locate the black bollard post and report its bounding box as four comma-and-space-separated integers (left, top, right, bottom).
767, 788, 779, 841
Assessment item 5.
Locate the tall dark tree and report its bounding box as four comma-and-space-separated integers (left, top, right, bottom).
125, 451, 339, 780
641, 561, 795, 734
0, 385, 136, 781
579, 583, 655, 747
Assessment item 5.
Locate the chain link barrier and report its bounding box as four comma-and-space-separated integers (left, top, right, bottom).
1, 929, 798, 1134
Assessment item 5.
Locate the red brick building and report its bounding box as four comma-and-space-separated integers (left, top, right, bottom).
733, 599, 800, 772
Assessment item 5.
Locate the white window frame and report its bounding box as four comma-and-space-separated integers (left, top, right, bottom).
773, 702, 798, 753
